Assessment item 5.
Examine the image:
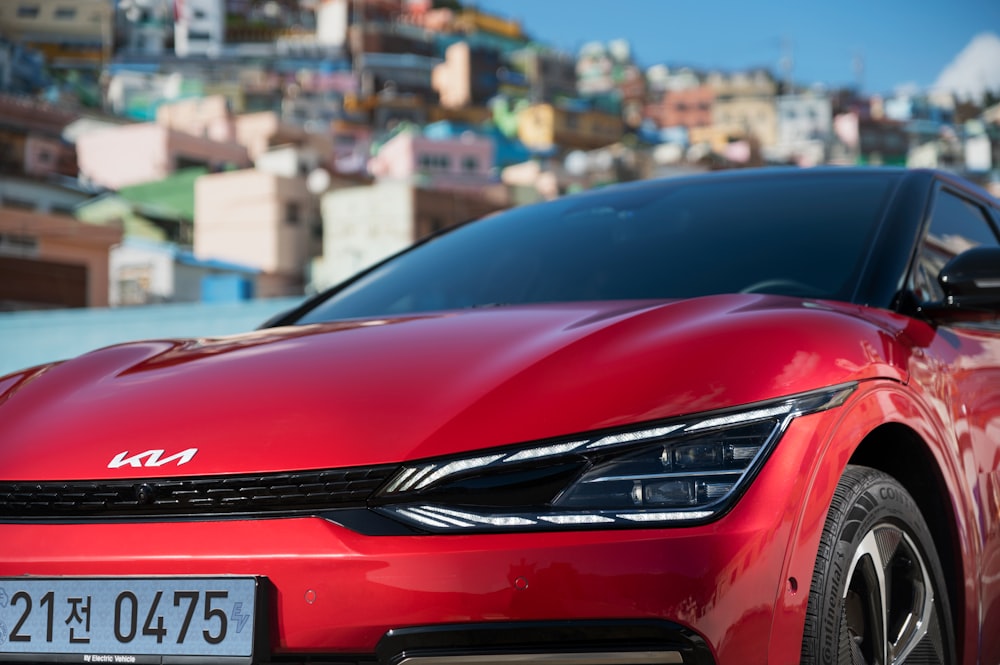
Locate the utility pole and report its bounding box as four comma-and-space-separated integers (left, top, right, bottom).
852, 50, 865, 94
779, 36, 793, 94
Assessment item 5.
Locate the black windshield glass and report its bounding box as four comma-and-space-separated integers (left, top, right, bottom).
296, 171, 900, 324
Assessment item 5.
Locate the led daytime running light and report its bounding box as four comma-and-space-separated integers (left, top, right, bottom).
504, 440, 589, 462
586, 425, 684, 449
384, 504, 717, 529
389, 454, 506, 493
685, 404, 792, 431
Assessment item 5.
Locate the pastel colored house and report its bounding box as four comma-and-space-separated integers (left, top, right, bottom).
110, 237, 258, 306
310, 180, 505, 291
76, 122, 250, 190
194, 167, 321, 298
517, 103, 623, 152
0, 208, 121, 310
367, 125, 498, 192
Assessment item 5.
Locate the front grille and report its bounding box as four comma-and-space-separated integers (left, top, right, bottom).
0, 465, 399, 520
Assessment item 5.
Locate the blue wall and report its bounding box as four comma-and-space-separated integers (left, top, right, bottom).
0, 297, 303, 377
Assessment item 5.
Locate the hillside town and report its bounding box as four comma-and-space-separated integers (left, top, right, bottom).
1, 0, 999, 311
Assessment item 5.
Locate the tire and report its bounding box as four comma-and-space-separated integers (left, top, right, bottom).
801, 465, 956, 664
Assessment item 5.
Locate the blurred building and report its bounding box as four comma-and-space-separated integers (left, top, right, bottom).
517, 102, 623, 153
194, 164, 321, 297
707, 69, 779, 150
0, 0, 113, 69
507, 45, 577, 103
645, 65, 702, 95
174, 0, 224, 57
0, 35, 49, 94
0, 94, 80, 179
0, 174, 93, 218
76, 121, 251, 190
858, 117, 909, 166
105, 69, 204, 121
370, 91, 429, 131
770, 92, 833, 166
115, 0, 173, 56
157, 96, 313, 161
367, 123, 498, 193
355, 51, 441, 101
311, 179, 505, 290
576, 40, 635, 96
0, 207, 121, 310
432, 41, 500, 109
110, 237, 258, 306
645, 85, 715, 131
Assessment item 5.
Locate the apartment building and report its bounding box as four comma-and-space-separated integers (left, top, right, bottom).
367, 124, 497, 192
76, 122, 251, 190
194, 167, 320, 297
518, 103, 624, 152
0, 0, 112, 68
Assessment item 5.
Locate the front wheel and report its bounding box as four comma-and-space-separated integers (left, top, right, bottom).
801, 465, 956, 664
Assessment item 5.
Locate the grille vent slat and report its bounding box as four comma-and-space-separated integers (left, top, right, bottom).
0, 466, 398, 520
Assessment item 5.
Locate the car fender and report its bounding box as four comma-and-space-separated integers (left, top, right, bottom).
767, 378, 979, 663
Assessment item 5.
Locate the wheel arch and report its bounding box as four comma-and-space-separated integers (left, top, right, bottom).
848, 422, 965, 657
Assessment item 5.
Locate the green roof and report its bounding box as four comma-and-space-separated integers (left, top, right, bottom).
74, 194, 169, 242
117, 167, 207, 221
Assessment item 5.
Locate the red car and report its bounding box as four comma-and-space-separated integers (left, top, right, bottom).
1, 167, 999, 664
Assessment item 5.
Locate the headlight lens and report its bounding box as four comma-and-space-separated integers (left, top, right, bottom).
374, 383, 855, 532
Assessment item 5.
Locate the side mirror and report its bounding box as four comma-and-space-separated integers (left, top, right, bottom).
938, 246, 1000, 311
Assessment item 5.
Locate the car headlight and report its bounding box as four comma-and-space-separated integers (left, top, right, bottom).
373, 383, 855, 532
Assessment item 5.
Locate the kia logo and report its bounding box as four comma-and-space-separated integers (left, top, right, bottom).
108, 448, 198, 469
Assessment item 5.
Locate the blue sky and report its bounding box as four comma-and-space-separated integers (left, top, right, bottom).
470, 0, 1000, 96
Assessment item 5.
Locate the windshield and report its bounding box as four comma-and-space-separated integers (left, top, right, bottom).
295, 171, 901, 324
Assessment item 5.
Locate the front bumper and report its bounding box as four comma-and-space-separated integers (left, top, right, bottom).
0, 505, 784, 665
0, 414, 837, 665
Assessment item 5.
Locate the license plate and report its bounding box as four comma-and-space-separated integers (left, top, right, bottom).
0, 577, 262, 664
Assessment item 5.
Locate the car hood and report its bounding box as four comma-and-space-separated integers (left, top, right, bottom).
0, 295, 911, 480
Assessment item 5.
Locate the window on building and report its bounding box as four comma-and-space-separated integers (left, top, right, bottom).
420, 154, 451, 171
117, 265, 154, 306
461, 156, 479, 173
3, 197, 34, 211
0, 233, 39, 256
286, 202, 301, 225
54, 6, 76, 19
16, 5, 40, 19
175, 155, 208, 170
884, 134, 906, 151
